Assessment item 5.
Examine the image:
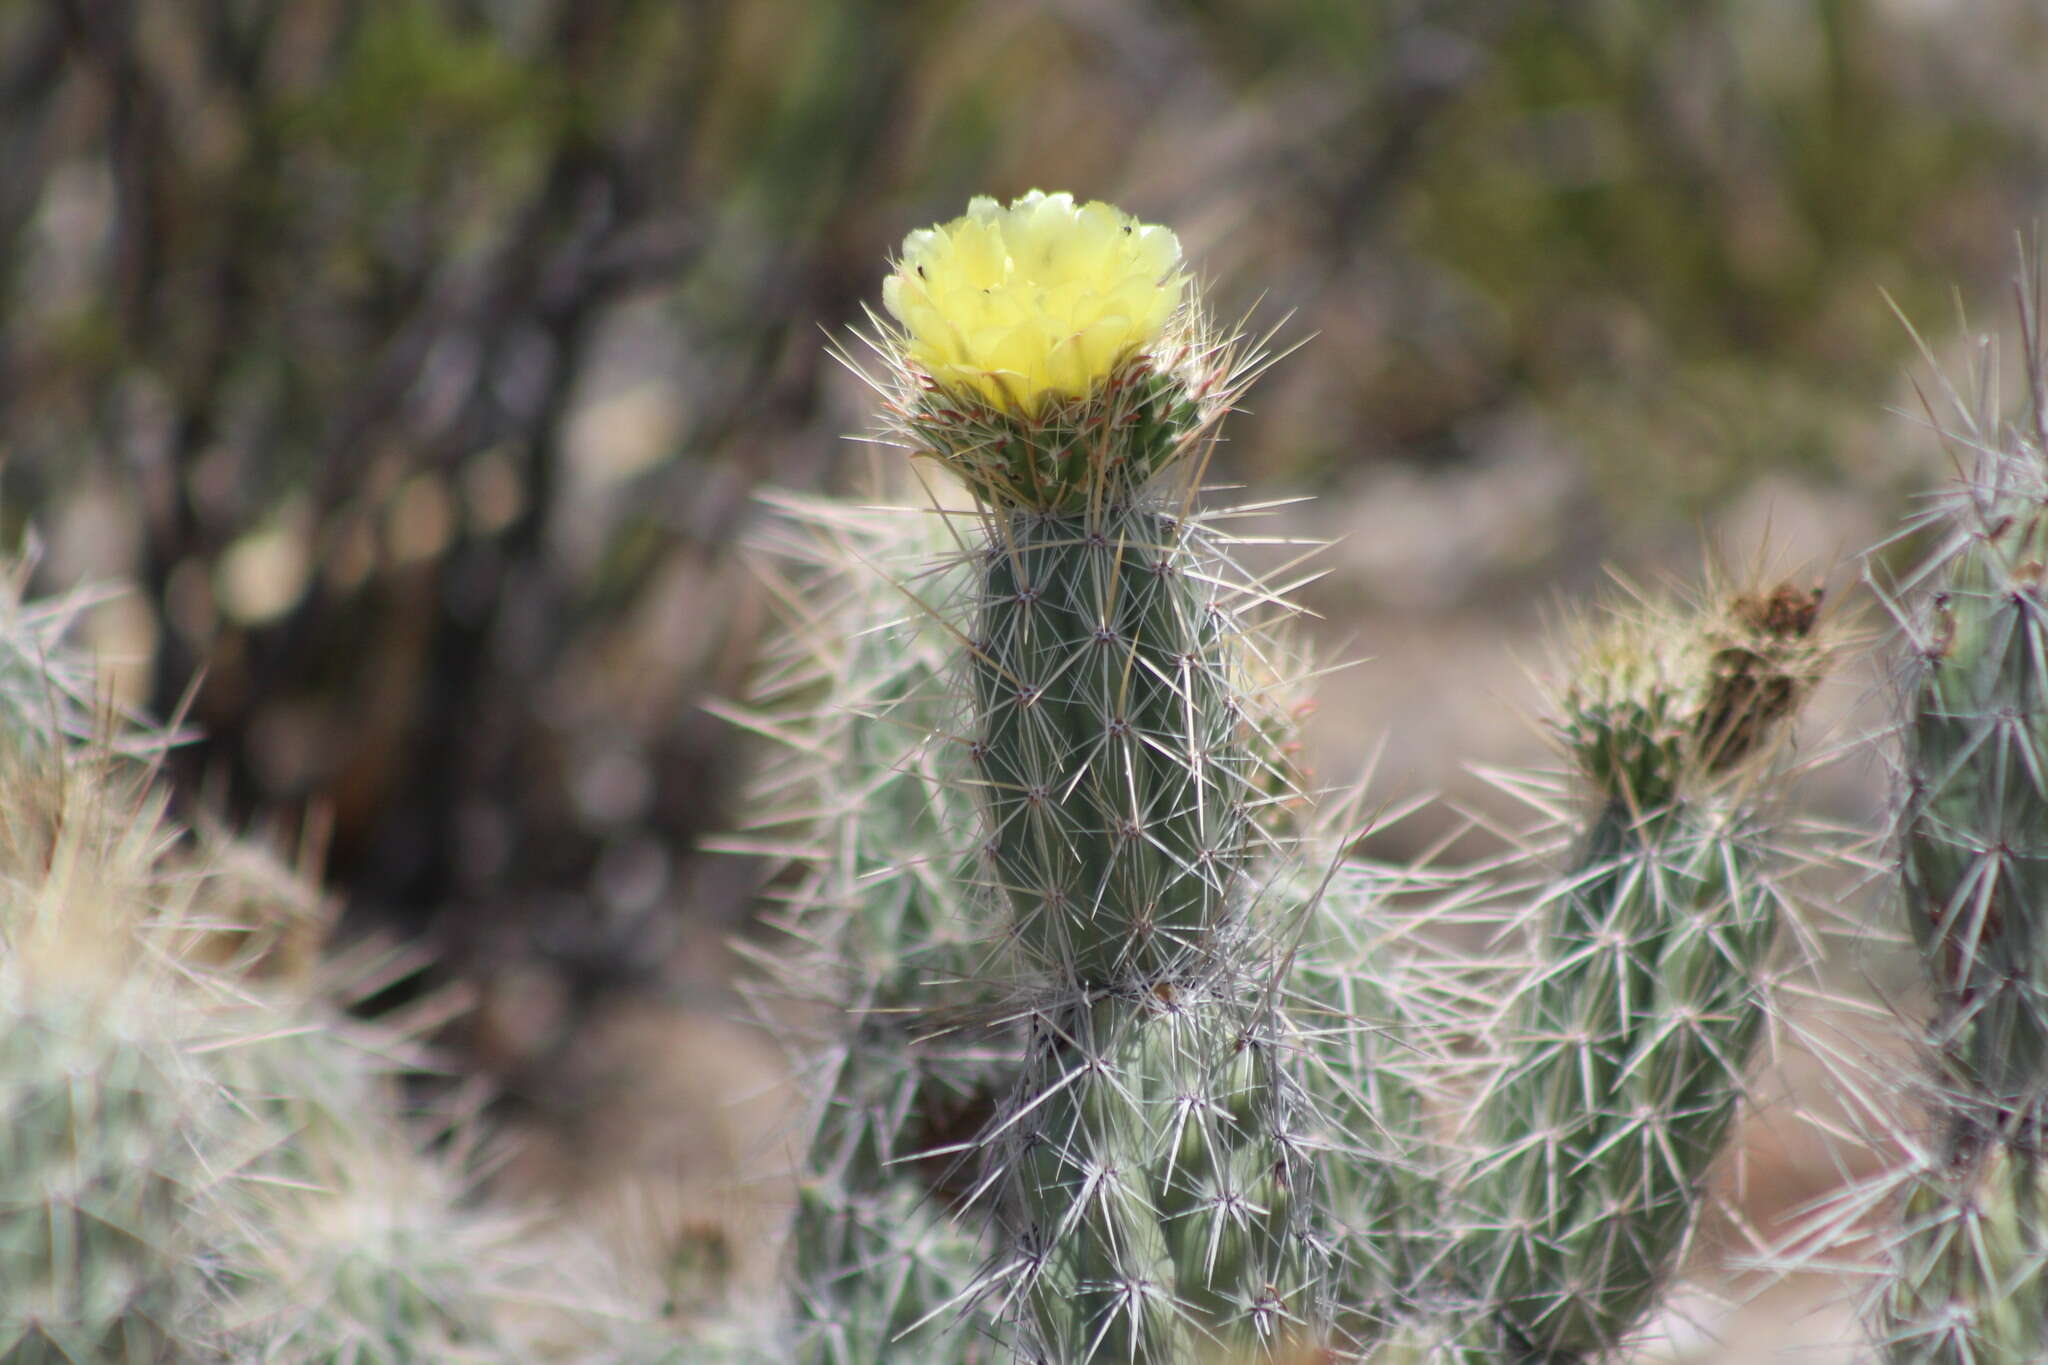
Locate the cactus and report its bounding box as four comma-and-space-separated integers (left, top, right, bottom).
0, 569, 684, 1365
204, 1011, 520, 1365
1291, 852, 1469, 1351
864, 192, 1329, 1361
0, 675, 222, 1363
23, 191, 2048, 1365
1897, 429, 2048, 1134
0, 558, 128, 762
1874, 268, 2048, 1363
0, 979, 217, 1365
750, 190, 1846, 1365
1885, 1144, 2048, 1365
1447, 588, 1824, 1361
721, 492, 1010, 1364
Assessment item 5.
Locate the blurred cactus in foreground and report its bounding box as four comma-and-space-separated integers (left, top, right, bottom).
0, 981, 215, 1363
0, 567, 694, 1364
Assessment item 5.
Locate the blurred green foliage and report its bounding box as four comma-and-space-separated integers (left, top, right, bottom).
0, 0, 2039, 1058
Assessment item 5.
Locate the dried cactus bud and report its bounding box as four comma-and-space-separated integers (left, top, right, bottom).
1560, 582, 1826, 806
1558, 609, 1703, 809
1694, 582, 1826, 775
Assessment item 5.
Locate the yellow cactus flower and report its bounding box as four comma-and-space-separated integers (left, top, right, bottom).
882, 190, 1184, 416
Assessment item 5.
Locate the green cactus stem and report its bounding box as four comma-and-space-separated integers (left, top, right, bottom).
863, 193, 1328, 1361
992, 966, 1321, 1363
968, 501, 1259, 985
1881, 271, 2048, 1364
1453, 586, 1823, 1363
1884, 1144, 2048, 1365
1288, 852, 1462, 1353
1900, 495, 2048, 1138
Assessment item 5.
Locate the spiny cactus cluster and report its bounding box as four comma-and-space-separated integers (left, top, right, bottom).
0, 566, 704, 1364
740, 198, 2048, 1365
737, 191, 1846, 1365
20, 192, 2048, 1365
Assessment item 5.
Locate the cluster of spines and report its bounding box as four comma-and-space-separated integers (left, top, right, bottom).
1875, 270, 2048, 1363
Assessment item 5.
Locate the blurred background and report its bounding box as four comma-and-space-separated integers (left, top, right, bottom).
3, 0, 2045, 1354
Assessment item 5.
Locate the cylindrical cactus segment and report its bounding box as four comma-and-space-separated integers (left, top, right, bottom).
1458, 586, 1822, 1361
999, 976, 1320, 1364
1460, 803, 1778, 1360
790, 1179, 990, 1365
971, 505, 1255, 984
1879, 292, 2048, 1364
1901, 500, 2048, 1133
1287, 859, 1450, 1349
868, 193, 1325, 1360
1884, 1145, 2048, 1365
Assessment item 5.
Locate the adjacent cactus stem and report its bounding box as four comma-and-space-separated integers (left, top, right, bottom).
728, 497, 1006, 1364
1456, 587, 1822, 1362
1901, 500, 2048, 1136
1882, 275, 2048, 1364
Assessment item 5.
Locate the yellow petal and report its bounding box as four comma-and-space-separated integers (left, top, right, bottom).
882, 191, 1183, 413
